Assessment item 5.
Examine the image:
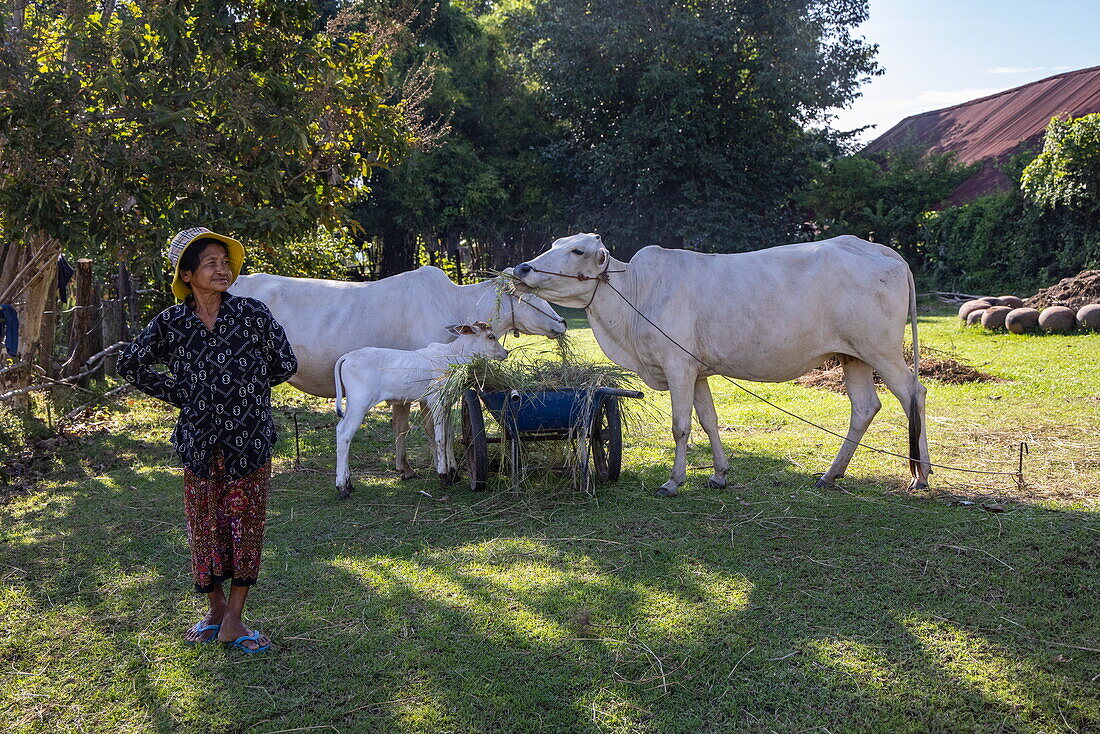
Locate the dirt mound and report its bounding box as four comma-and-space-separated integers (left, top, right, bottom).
796, 351, 996, 394
1024, 270, 1100, 311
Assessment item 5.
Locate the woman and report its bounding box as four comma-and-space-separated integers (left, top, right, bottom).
118, 227, 297, 653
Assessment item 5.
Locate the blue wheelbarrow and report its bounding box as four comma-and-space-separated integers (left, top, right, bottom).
460, 386, 644, 492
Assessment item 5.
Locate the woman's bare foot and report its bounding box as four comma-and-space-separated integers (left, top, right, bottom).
217, 619, 270, 651
184, 606, 225, 643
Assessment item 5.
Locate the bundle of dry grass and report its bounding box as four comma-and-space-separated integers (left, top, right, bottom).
431, 334, 640, 415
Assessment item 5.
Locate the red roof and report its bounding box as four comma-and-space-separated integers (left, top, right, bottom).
863, 66, 1100, 204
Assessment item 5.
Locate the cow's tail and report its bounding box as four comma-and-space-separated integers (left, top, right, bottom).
334, 357, 346, 418
906, 266, 923, 476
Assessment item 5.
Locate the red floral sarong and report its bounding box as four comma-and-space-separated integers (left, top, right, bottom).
182, 447, 271, 593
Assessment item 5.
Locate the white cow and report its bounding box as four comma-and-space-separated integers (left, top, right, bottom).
231, 267, 566, 478
334, 322, 508, 498
513, 233, 930, 496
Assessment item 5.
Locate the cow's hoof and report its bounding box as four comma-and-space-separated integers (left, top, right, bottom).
814, 477, 836, 489
707, 475, 727, 489
654, 485, 679, 498
337, 483, 353, 500
400, 472, 421, 481
438, 472, 455, 487
907, 479, 929, 491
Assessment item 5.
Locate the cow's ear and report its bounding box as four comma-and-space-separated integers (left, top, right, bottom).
454, 324, 476, 335
473, 320, 490, 330
444, 324, 461, 335
595, 247, 609, 267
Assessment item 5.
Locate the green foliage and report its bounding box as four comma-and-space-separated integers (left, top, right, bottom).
350, 0, 565, 276
803, 149, 976, 263
920, 191, 1100, 295
0, 0, 415, 281
502, 0, 881, 254
244, 226, 360, 280
1021, 113, 1100, 211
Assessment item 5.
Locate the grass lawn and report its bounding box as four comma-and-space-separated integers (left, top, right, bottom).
2, 303, 1098, 733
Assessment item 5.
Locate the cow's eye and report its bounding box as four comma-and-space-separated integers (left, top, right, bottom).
571, 248, 584, 255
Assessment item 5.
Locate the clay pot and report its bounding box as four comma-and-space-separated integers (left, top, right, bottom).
958, 299, 993, 320
1005, 307, 1040, 334
1077, 304, 1100, 330
998, 295, 1024, 308
966, 309, 986, 326
980, 306, 1012, 330
1038, 306, 1076, 332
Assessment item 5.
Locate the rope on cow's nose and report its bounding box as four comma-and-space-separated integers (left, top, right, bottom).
526, 264, 626, 310
595, 277, 1023, 483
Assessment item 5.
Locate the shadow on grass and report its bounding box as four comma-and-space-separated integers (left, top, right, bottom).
2, 395, 1099, 732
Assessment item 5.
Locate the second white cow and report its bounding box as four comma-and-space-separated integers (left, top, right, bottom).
334, 322, 508, 498
513, 233, 930, 496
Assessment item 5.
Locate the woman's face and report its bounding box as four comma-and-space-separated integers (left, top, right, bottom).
181, 242, 231, 296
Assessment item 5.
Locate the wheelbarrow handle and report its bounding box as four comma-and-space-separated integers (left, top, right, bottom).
595, 387, 645, 399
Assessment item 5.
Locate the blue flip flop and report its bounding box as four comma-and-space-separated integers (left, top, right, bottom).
185, 621, 221, 644
227, 631, 271, 653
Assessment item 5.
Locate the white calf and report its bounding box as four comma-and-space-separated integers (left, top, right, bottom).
333, 323, 508, 498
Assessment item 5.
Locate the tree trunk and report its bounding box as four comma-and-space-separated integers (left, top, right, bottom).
66, 258, 102, 383
117, 260, 136, 340
0, 234, 61, 409
99, 299, 125, 376
378, 228, 417, 278
446, 233, 463, 284
38, 261, 59, 378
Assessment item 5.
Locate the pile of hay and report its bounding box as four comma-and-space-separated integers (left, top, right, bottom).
1024, 270, 1100, 311
796, 348, 996, 394
432, 335, 639, 412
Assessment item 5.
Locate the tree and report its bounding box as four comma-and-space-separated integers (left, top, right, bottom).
1021, 113, 1100, 212
0, 0, 420, 393
0, 0, 419, 280
349, 0, 564, 277
500, 0, 881, 255
802, 148, 976, 263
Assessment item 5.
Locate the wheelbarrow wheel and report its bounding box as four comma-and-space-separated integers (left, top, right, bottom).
590, 396, 622, 482
461, 390, 489, 491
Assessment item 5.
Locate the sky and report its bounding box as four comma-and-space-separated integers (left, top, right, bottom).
829, 0, 1100, 144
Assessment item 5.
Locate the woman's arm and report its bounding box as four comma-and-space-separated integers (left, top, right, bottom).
256, 305, 297, 387
117, 316, 185, 407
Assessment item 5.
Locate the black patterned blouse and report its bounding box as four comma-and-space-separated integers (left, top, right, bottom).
118, 294, 298, 480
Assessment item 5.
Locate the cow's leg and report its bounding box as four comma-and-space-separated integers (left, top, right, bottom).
874, 359, 931, 490
335, 394, 374, 500
426, 397, 454, 486
431, 398, 459, 476
657, 370, 697, 497
817, 358, 880, 488
421, 399, 439, 468
390, 401, 419, 480
693, 377, 729, 488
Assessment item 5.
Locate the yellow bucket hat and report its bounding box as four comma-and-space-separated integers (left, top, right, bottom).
167, 227, 244, 301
